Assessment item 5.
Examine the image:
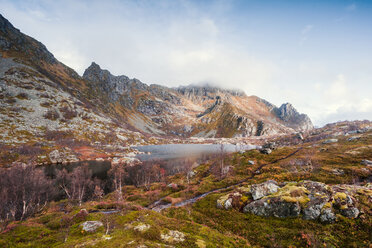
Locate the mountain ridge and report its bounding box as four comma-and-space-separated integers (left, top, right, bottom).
0, 12, 313, 157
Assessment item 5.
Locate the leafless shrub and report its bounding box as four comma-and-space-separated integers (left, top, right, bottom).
16, 92, 28, 100
5, 97, 16, 104
56, 166, 96, 206
39, 93, 51, 98
14, 144, 43, 156
59, 106, 77, 120
35, 85, 45, 91
40, 101, 51, 107
0, 165, 55, 226
43, 109, 60, 120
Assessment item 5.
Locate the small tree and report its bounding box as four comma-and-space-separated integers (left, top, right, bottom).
108, 163, 127, 201
56, 166, 93, 206
219, 144, 227, 179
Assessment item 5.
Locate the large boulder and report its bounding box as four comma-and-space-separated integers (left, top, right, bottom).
218, 180, 370, 224
250, 180, 279, 200
243, 197, 301, 218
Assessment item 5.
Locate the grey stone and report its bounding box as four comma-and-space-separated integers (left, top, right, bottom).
361, 160, 372, 167
260, 148, 272, 154
341, 207, 359, 218
81, 221, 103, 232
243, 197, 301, 218
320, 209, 336, 224
224, 198, 233, 210
323, 139, 338, 144
250, 180, 279, 200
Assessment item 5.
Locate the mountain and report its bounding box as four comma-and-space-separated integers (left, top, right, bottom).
0, 13, 313, 164
82, 62, 313, 138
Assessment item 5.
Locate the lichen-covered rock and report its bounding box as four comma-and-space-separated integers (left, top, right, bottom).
319, 209, 336, 224
340, 207, 359, 219
218, 180, 372, 224
161, 230, 185, 243
224, 198, 233, 210
243, 197, 301, 218
81, 221, 103, 232
134, 223, 151, 232
216, 194, 229, 209
303, 201, 325, 220
250, 180, 279, 200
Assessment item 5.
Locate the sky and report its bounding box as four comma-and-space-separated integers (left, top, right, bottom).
1, 0, 372, 126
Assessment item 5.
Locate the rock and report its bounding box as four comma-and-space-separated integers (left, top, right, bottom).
81, 221, 103, 232
361, 160, 372, 167
248, 160, 255, 165
260, 148, 272, 154
243, 197, 301, 218
216, 195, 228, 209
319, 209, 336, 224
49, 150, 62, 164
161, 230, 185, 243
302, 198, 327, 220
250, 180, 279, 200
340, 207, 359, 219
134, 223, 151, 232
48, 149, 78, 164
262, 142, 277, 150
296, 133, 304, 140
187, 170, 196, 178
167, 183, 178, 189
332, 169, 344, 175
323, 139, 338, 144
347, 136, 360, 141
224, 198, 233, 210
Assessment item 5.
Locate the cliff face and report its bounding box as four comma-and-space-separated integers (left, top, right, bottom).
0, 13, 313, 142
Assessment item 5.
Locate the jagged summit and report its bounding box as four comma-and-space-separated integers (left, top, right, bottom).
0, 14, 56, 64
275, 103, 313, 131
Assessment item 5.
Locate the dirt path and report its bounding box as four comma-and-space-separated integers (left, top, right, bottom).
149, 148, 303, 212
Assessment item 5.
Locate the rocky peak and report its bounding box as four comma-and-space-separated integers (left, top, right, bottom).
274, 103, 313, 131
83, 62, 129, 83
277, 103, 297, 120
0, 14, 56, 64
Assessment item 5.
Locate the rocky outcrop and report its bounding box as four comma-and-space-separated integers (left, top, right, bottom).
217, 180, 371, 224
274, 103, 313, 131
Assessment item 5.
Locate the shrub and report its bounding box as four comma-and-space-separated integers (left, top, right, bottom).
16, 92, 28, 100
59, 106, 77, 120
5, 97, 16, 104
43, 109, 60, 120
40, 102, 51, 107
